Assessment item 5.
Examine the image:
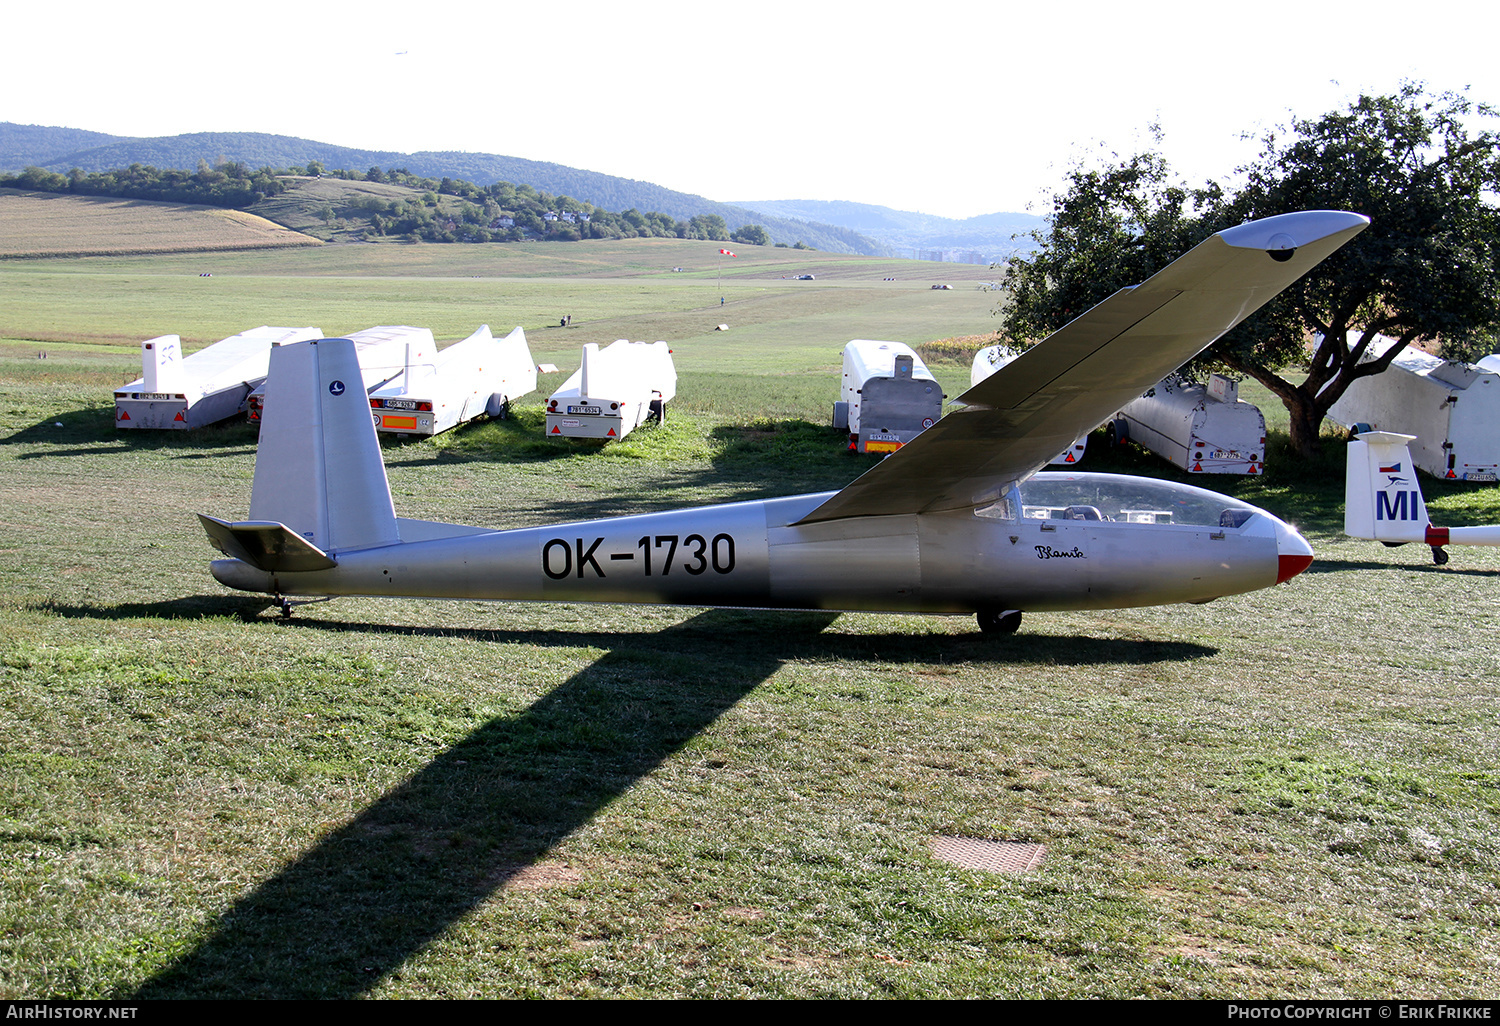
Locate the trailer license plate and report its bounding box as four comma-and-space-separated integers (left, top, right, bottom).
1212, 449, 1241, 459
568, 405, 601, 415
1468, 471, 1498, 482
137, 392, 176, 401
384, 399, 419, 410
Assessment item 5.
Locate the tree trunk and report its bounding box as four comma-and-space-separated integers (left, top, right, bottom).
1285, 392, 1327, 461
1218, 319, 1403, 461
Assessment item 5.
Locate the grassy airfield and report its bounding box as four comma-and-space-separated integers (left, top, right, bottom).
2, 237, 1499, 998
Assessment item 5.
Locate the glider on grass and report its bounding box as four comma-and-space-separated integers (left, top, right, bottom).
201, 211, 1368, 634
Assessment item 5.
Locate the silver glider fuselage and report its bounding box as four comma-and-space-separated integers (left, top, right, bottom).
212, 475, 1309, 614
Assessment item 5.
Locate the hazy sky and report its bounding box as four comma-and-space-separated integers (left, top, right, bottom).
7, 0, 1496, 219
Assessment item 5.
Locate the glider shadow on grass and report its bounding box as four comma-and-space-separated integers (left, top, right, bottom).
128, 607, 826, 999
122, 604, 1212, 998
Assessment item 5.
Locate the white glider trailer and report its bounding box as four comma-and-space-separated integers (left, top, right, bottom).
114, 325, 322, 430
1109, 373, 1267, 474
248, 324, 438, 426
370, 324, 537, 437
970, 345, 1086, 465
831, 340, 944, 454
1327, 334, 1500, 481
545, 340, 676, 441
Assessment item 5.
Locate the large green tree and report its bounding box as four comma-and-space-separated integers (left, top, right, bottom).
1220, 86, 1500, 455
999, 85, 1500, 457
731, 223, 771, 246
685, 213, 730, 241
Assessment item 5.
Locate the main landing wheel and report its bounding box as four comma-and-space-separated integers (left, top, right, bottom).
977, 609, 1022, 635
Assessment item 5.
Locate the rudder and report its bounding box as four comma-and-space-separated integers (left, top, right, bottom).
248, 338, 399, 554
1345, 431, 1428, 543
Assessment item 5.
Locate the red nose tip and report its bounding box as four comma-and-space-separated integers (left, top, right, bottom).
1277, 553, 1314, 584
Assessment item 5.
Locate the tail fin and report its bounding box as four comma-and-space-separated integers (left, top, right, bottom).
1345, 431, 1429, 542
580, 342, 598, 398
247, 338, 399, 555
499, 325, 538, 397
141, 335, 186, 394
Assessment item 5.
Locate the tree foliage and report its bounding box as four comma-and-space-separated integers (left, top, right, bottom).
732, 223, 770, 246
0, 161, 287, 208
998, 149, 1216, 345
998, 85, 1500, 457
1218, 86, 1500, 454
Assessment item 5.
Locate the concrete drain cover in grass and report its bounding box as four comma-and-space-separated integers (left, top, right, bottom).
931, 836, 1046, 874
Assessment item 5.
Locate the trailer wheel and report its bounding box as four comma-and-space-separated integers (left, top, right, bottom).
1105, 417, 1129, 448
650, 399, 666, 423
485, 393, 509, 419
976, 608, 1022, 634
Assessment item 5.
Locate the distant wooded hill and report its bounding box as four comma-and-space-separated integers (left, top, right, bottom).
735, 200, 1044, 263
0, 123, 1038, 261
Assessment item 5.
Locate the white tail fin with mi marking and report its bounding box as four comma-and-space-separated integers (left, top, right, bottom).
1346, 429, 1500, 564
1345, 431, 1429, 543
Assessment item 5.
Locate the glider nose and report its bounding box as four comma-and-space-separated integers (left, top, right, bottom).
1273, 517, 1314, 584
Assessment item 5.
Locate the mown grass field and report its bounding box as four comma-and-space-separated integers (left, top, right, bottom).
0, 190, 321, 258
1, 237, 1499, 999
0, 239, 997, 384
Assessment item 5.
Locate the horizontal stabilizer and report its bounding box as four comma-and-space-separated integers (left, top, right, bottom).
198, 514, 337, 572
